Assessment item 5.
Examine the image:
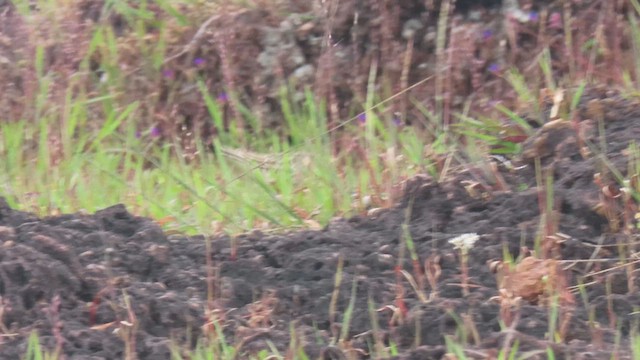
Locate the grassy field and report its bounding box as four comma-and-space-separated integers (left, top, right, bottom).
0, 0, 607, 235
3, 0, 640, 359
0, 0, 464, 236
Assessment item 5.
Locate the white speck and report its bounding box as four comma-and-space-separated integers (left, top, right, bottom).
448, 233, 479, 252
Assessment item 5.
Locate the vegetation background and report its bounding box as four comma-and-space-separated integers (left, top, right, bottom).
0, 0, 595, 235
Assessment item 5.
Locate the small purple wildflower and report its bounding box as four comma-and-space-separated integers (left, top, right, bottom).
392, 117, 402, 127
216, 93, 228, 103
150, 126, 161, 138
488, 63, 500, 73
528, 11, 539, 22
162, 69, 174, 79
357, 113, 366, 124
482, 29, 493, 41
193, 57, 205, 66
548, 12, 562, 29
135, 130, 142, 139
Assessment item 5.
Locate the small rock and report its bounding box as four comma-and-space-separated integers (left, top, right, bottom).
292, 64, 315, 82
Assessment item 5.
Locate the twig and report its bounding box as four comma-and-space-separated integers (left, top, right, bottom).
162, 14, 221, 66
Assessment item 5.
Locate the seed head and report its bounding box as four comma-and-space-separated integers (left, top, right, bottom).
449, 233, 479, 253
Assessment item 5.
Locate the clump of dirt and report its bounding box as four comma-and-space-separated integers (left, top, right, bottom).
0, 88, 638, 359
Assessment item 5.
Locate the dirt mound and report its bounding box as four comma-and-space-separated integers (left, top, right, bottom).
0, 88, 639, 358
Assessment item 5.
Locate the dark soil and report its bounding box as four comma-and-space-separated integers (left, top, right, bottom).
1, 87, 639, 359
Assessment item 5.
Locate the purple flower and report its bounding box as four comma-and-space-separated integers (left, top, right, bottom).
357, 113, 366, 124
150, 126, 161, 138
217, 93, 228, 103
529, 11, 539, 22
488, 63, 500, 73
162, 69, 174, 79
135, 130, 142, 139
548, 12, 562, 29
482, 29, 493, 41
193, 57, 205, 66
392, 117, 402, 126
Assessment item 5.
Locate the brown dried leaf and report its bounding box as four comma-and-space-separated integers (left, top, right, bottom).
499, 256, 574, 306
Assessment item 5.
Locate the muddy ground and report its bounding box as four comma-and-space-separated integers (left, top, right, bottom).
0, 86, 639, 359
